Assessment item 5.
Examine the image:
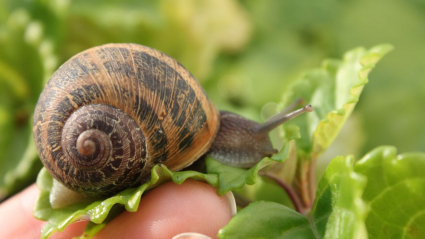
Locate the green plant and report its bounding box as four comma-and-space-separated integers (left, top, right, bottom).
2, 1, 425, 238
31, 44, 425, 239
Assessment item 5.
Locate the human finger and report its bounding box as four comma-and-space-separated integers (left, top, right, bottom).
94, 179, 236, 239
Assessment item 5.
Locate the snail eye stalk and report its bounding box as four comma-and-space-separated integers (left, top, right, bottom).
209, 102, 313, 168
256, 104, 313, 134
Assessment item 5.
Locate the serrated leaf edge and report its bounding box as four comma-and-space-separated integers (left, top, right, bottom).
311, 44, 393, 157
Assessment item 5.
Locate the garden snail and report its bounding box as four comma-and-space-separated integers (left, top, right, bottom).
33, 43, 312, 198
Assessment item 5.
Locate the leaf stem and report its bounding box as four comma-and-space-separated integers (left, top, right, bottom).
260, 173, 305, 214
295, 160, 312, 211
308, 159, 317, 204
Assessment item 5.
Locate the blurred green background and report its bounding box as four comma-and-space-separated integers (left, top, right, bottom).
1, 0, 424, 199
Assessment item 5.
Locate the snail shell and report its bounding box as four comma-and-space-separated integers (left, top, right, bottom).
33, 43, 219, 197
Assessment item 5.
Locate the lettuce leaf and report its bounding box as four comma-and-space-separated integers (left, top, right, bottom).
34, 143, 290, 238
355, 146, 425, 238
280, 44, 393, 158
219, 154, 367, 239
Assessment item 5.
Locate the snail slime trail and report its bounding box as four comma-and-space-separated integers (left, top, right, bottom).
33, 43, 313, 203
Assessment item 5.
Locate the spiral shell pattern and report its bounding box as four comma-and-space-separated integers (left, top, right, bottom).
33, 44, 219, 197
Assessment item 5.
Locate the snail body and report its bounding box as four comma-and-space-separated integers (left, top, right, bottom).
33, 43, 312, 198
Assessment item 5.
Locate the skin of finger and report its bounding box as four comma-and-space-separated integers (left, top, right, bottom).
49, 221, 87, 239
0, 185, 44, 238
94, 179, 233, 239
0, 184, 87, 239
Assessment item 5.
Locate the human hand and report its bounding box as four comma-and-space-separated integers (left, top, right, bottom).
0, 179, 236, 239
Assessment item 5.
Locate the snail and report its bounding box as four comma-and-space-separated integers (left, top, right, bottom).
33, 43, 313, 200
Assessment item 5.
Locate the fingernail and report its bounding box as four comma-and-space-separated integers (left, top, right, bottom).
224, 191, 237, 216
172, 232, 212, 239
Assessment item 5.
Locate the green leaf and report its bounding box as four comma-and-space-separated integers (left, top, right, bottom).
311, 155, 367, 238
66, 0, 251, 81
280, 44, 393, 158
0, 118, 42, 200
34, 165, 211, 238
219, 155, 367, 239
219, 201, 316, 239
34, 142, 290, 238
0, 1, 64, 199
354, 146, 425, 238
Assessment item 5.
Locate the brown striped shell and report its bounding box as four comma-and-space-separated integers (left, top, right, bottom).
33, 43, 220, 197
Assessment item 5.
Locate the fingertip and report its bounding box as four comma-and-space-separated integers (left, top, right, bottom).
172, 232, 212, 239
223, 191, 237, 216
0, 185, 44, 238
95, 180, 233, 239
